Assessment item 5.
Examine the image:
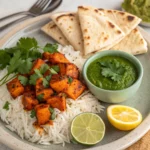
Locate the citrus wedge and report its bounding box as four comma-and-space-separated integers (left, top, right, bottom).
71, 113, 105, 145
107, 105, 142, 131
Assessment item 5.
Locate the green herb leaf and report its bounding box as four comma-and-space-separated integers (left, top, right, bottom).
17, 58, 33, 74
18, 75, 28, 86
37, 93, 44, 102
40, 64, 50, 74
0, 51, 11, 70
29, 49, 42, 61
30, 109, 36, 118
100, 59, 126, 82
34, 69, 43, 78
45, 75, 52, 82
68, 76, 73, 84
17, 37, 38, 50
51, 111, 56, 120
7, 51, 23, 74
43, 43, 58, 53
29, 73, 39, 85
51, 65, 60, 73
43, 78, 49, 88
3, 101, 10, 110
49, 107, 54, 113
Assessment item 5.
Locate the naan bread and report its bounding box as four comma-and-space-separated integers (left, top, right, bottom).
78, 6, 125, 55
99, 9, 141, 35
112, 28, 148, 55
51, 12, 83, 51
41, 21, 69, 46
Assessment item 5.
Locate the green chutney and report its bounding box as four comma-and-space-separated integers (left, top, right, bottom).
87, 56, 138, 90
122, 0, 150, 23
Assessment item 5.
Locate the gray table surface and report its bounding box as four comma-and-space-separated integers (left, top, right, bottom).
0, 0, 150, 150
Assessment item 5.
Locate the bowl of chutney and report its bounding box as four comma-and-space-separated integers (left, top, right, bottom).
82, 50, 143, 103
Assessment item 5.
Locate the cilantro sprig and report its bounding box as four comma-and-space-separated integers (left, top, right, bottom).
3, 101, 10, 111
100, 59, 126, 82
0, 37, 58, 86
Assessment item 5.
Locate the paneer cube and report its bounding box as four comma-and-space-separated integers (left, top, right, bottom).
7, 77, 24, 99
35, 104, 51, 125
36, 78, 53, 101
44, 52, 69, 64
64, 79, 86, 100
58, 63, 79, 79
47, 93, 66, 111
50, 75, 69, 92
22, 91, 39, 110
30, 59, 45, 74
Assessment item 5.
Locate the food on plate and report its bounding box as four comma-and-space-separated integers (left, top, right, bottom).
122, 0, 150, 23
112, 28, 148, 55
78, 6, 124, 55
87, 56, 137, 90
41, 21, 70, 46
107, 105, 142, 130
0, 37, 104, 145
42, 6, 148, 56
99, 8, 141, 35
51, 12, 83, 52
71, 112, 105, 145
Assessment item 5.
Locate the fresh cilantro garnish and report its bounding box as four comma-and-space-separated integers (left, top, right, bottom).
17, 37, 38, 50
29, 74, 39, 85
45, 75, 52, 82
30, 109, 36, 118
51, 65, 60, 73
0, 51, 11, 70
40, 64, 50, 74
49, 107, 56, 120
17, 58, 33, 74
43, 43, 58, 53
37, 93, 44, 102
18, 75, 28, 86
42, 78, 49, 88
68, 76, 73, 84
100, 59, 126, 82
3, 101, 10, 111
49, 107, 54, 113
50, 68, 58, 74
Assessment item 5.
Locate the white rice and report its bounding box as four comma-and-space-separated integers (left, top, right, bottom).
0, 45, 104, 145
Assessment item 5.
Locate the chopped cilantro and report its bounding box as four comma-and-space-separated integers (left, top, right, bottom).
29, 74, 39, 85
43, 78, 49, 88
3, 101, 10, 111
51, 65, 60, 73
68, 76, 73, 84
49, 107, 54, 113
43, 43, 58, 53
50, 68, 58, 74
100, 59, 126, 82
18, 75, 28, 86
30, 109, 36, 118
37, 93, 44, 102
40, 64, 50, 74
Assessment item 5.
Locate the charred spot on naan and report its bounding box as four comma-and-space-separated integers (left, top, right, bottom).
107, 10, 113, 13
98, 8, 104, 11
94, 9, 99, 13
50, 24, 57, 29
127, 15, 135, 21
117, 30, 122, 34
108, 21, 115, 28
133, 28, 138, 33
119, 12, 125, 15
56, 13, 75, 22
78, 6, 89, 10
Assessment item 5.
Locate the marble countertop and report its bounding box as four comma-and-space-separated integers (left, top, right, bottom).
0, 0, 150, 150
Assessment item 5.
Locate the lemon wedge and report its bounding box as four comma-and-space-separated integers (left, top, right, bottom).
107, 105, 142, 131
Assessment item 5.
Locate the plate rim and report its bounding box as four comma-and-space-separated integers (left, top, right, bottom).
0, 14, 150, 150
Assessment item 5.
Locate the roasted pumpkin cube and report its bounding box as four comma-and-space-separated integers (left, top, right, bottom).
36, 78, 53, 101
58, 63, 79, 79
22, 91, 39, 110
47, 93, 66, 111
50, 75, 69, 92
30, 59, 45, 74
48, 52, 69, 64
42, 52, 50, 60
64, 79, 86, 100
24, 85, 34, 92
35, 104, 51, 125
7, 78, 24, 99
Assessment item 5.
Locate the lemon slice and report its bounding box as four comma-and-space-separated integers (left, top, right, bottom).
107, 105, 142, 131
71, 113, 105, 145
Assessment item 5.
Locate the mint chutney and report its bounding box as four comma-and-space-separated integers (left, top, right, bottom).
87, 56, 138, 90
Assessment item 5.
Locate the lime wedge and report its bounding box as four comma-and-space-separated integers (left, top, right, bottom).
71, 113, 105, 145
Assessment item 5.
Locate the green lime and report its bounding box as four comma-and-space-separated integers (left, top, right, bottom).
71, 113, 105, 145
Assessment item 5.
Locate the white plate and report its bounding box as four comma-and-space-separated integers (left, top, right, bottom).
0, 14, 150, 150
